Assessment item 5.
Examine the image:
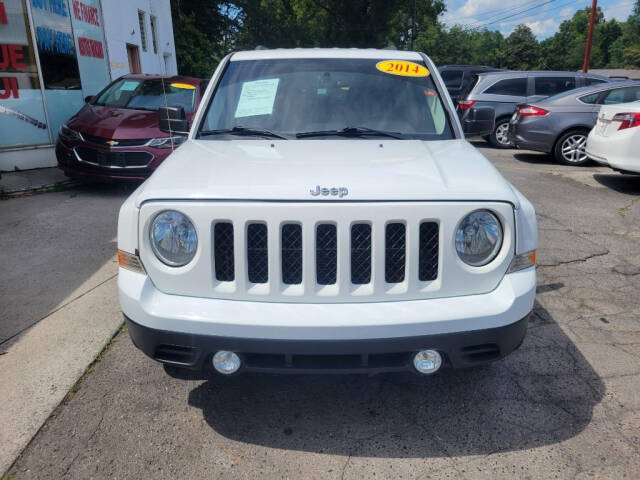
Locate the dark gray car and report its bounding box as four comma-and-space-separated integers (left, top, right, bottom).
508, 81, 640, 165
458, 71, 611, 148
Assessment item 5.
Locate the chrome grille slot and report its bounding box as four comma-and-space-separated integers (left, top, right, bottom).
385, 223, 406, 283
247, 223, 268, 284
214, 222, 234, 281
316, 224, 337, 285
281, 224, 303, 285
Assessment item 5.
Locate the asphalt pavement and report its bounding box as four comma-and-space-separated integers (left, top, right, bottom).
4, 145, 640, 479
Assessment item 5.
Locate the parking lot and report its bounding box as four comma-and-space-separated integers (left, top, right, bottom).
3, 143, 640, 479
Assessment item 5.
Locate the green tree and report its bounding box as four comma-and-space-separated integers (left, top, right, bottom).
502, 25, 539, 70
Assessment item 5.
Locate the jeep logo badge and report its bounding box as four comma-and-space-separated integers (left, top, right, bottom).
310, 185, 349, 198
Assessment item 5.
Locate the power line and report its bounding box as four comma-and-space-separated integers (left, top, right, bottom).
444, 0, 545, 23
469, 0, 587, 30
466, 0, 559, 29
466, 0, 558, 26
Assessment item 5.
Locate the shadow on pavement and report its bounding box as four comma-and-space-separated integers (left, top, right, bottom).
593, 173, 640, 195
513, 152, 558, 165
177, 302, 604, 458
0, 180, 138, 346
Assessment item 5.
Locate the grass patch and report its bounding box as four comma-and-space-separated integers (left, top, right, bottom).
62, 322, 127, 404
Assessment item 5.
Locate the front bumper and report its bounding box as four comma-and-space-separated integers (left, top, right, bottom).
119, 266, 536, 373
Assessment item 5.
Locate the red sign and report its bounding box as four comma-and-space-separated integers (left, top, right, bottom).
77, 37, 103, 58
0, 2, 7, 25
72, 0, 99, 26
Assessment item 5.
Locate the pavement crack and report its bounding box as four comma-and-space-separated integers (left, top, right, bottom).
340, 454, 351, 480
538, 250, 610, 267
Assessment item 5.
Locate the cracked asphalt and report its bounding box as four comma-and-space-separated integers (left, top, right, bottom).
7, 144, 640, 479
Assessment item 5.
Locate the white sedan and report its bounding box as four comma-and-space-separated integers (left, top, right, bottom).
587, 101, 640, 174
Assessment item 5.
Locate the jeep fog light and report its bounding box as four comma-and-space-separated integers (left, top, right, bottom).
413, 350, 442, 374
212, 351, 241, 374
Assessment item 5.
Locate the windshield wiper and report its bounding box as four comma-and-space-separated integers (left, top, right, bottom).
199, 126, 288, 139
296, 126, 404, 139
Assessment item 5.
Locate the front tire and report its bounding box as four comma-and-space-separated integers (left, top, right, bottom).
488, 119, 512, 148
554, 130, 589, 166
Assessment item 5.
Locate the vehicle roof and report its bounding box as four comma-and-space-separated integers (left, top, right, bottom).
539, 80, 640, 104
477, 70, 610, 79
119, 74, 204, 84
439, 65, 501, 70
231, 48, 423, 61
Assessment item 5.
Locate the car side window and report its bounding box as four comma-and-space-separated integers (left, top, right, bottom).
584, 77, 606, 86
441, 70, 464, 88
534, 76, 576, 96
601, 87, 640, 104
483, 77, 527, 96
578, 92, 601, 104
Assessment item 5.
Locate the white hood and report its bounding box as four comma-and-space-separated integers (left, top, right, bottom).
134, 139, 519, 206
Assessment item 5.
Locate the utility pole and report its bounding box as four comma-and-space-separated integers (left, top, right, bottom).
582, 0, 597, 72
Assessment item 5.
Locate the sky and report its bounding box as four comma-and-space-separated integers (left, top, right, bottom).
441, 0, 636, 39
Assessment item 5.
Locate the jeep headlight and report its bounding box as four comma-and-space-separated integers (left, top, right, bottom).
150, 210, 197, 266
455, 210, 503, 266
147, 136, 186, 149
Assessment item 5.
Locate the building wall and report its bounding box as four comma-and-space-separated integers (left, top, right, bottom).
0, 0, 178, 171
101, 0, 177, 79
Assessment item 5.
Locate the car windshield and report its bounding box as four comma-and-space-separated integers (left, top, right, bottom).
94, 79, 197, 112
198, 58, 454, 140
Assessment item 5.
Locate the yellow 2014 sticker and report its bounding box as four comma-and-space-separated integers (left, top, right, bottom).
170, 82, 196, 90
376, 60, 429, 77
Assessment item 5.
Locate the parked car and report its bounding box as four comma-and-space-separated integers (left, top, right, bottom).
118, 49, 538, 377
56, 74, 207, 181
508, 81, 640, 165
587, 100, 640, 174
458, 71, 611, 148
438, 65, 502, 103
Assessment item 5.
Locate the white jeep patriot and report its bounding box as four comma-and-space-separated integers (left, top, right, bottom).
117, 49, 537, 376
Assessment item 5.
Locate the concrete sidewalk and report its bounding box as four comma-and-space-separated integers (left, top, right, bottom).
0, 167, 74, 195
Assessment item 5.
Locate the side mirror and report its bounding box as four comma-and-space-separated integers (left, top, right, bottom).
84, 95, 94, 103
462, 106, 495, 137
158, 106, 189, 135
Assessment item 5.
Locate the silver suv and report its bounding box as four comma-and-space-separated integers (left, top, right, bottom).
457, 71, 611, 148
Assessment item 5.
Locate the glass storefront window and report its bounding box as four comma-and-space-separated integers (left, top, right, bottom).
30, 0, 84, 142
0, 0, 50, 148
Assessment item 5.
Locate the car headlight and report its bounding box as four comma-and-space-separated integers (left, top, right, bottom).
59, 123, 83, 141
147, 136, 186, 149
150, 210, 198, 266
455, 210, 503, 266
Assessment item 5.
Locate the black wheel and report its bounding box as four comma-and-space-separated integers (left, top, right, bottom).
487, 118, 512, 148
554, 130, 589, 166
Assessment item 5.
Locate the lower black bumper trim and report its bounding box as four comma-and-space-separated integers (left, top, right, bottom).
125, 313, 530, 374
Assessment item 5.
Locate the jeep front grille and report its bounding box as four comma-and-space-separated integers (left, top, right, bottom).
211, 220, 439, 291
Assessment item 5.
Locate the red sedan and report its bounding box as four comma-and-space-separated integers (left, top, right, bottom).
56, 74, 207, 181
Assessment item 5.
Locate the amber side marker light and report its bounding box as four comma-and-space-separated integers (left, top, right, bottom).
118, 249, 146, 274
507, 250, 536, 274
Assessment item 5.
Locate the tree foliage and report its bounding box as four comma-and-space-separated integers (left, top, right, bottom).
170, 0, 640, 78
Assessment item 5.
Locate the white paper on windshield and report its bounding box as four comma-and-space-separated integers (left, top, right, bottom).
120, 80, 140, 91
235, 78, 280, 118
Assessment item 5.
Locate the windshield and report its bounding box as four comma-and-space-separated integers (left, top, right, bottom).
94, 79, 197, 112
198, 58, 454, 139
